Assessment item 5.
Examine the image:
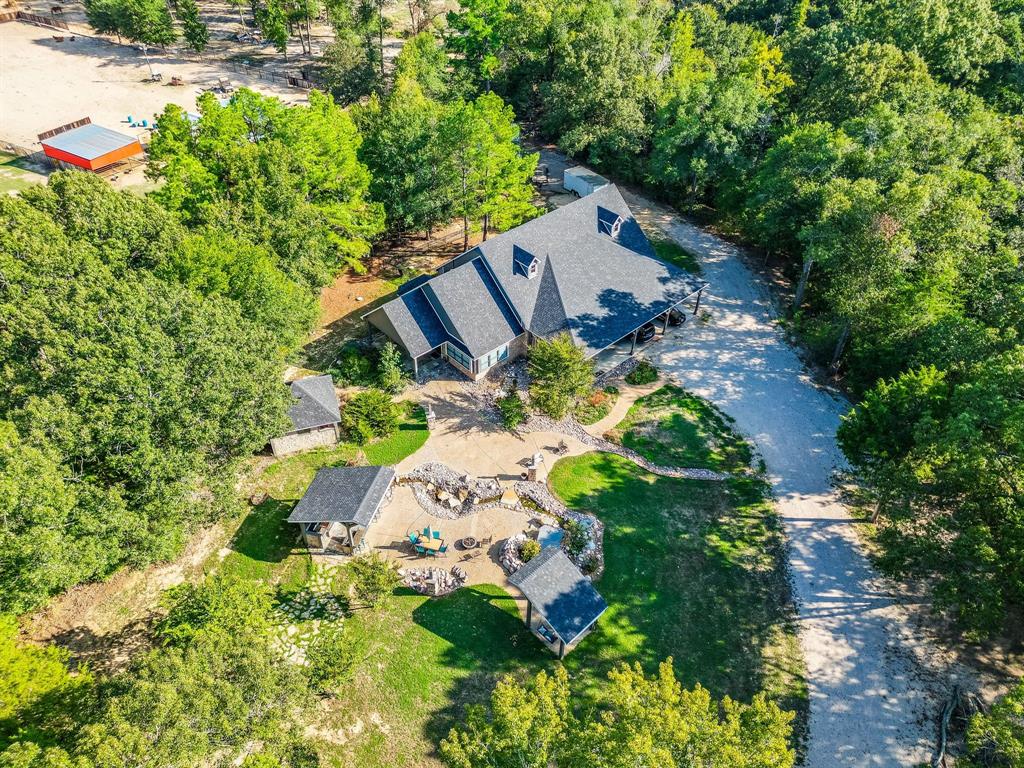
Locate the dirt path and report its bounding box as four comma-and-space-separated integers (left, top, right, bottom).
627, 198, 942, 766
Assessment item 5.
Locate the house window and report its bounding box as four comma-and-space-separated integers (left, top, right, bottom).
446, 343, 473, 371
479, 344, 509, 373
528, 261, 538, 278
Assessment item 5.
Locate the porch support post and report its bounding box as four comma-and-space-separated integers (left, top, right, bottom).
693, 288, 703, 316
558, 638, 566, 659
413, 355, 419, 381
630, 328, 638, 355
526, 601, 532, 627
663, 311, 670, 334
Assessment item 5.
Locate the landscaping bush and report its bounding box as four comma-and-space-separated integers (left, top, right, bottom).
574, 387, 619, 425
625, 360, 659, 385
342, 389, 399, 444
377, 341, 407, 394
348, 553, 401, 608
330, 343, 378, 387
529, 333, 594, 419
306, 624, 360, 693
519, 539, 541, 562
496, 390, 528, 430
562, 518, 588, 559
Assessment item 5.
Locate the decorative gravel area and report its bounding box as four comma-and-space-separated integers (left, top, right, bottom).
595, 355, 643, 385
398, 462, 505, 519
522, 413, 728, 481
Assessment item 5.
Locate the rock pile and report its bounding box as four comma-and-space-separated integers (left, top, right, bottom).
400, 462, 505, 518
595, 355, 643, 385
500, 533, 528, 575
401, 566, 468, 596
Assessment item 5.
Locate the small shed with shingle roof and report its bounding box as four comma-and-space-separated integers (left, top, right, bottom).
270, 375, 343, 457
509, 547, 607, 658
287, 466, 395, 554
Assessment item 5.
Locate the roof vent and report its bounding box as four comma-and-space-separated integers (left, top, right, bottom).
513, 244, 540, 279
597, 206, 624, 238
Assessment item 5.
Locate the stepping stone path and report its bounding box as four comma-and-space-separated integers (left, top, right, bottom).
271, 564, 346, 665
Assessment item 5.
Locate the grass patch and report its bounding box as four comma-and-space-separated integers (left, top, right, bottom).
0, 152, 46, 196
651, 237, 702, 274
608, 384, 752, 472
362, 401, 429, 465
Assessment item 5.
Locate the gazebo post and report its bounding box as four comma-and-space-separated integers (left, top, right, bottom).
630, 328, 638, 355
413, 355, 419, 381
558, 638, 566, 659
693, 288, 704, 316
526, 601, 532, 626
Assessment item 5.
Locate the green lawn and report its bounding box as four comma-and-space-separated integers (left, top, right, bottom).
212, 386, 804, 765
651, 237, 702, 274
609, 384, 754, 472
0, 153, 47, 196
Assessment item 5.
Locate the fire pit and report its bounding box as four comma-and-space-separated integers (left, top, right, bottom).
461, 536, 478, 550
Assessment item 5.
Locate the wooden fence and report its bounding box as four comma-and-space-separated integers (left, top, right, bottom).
222, 60, 319, 91
4, 10, 70, 29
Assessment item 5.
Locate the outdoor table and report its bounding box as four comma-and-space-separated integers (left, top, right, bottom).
417, 535, 443, 553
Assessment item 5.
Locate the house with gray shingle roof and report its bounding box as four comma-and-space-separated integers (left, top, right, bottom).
363, 185, 706, 380
287, 466, 395, 554
270, 375, 343, 457
509, 547, 607, 658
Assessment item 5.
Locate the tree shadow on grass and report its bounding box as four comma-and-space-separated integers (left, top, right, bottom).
223, 499, 301, 580
412, 586, 550, 752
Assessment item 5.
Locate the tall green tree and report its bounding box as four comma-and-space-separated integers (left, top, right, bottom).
528, 333, 594, 419
178, 0, 209, 56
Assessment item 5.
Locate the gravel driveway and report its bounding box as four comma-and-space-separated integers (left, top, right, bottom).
626, 193, 942, 767
533, 145, 941, 767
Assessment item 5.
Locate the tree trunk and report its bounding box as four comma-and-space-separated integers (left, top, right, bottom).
792, 256, 813, 314
237, 5, 246, 29
830, 321, 851, 373
482, 213, 489, 241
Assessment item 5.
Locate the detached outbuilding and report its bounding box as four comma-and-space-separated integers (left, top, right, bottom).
287, 466, 395, 555
40, 123, 143, 172
509, 547, 607, 658
271, 375, 342, 457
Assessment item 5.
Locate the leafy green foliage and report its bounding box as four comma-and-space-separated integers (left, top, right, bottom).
518, 538, 541, 562
496, 390, 528, 430
148, 89, 384, 286
305, 623, 361, 693
625, 359, 659, 385
348, 553, 401, 607
342, 389, 399, 444
528, 334, 594, 419
0, 180, 291, 614
376, 341, 407, 394
965, 678, 1024, 767
561, 518, 587, 559
441, 660, 795, 768
85, 0, 176, 45
177, 0, 209, 55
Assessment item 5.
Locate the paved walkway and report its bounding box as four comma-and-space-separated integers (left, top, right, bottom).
615, 189, 941, 767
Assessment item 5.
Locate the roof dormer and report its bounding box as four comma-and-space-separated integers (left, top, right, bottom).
513, 244, 540, 279
597, 206, 623, 238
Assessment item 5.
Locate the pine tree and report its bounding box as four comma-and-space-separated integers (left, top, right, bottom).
178, 0, 209, 56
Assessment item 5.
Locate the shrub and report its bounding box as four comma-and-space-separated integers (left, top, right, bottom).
377, 341, 407, 394
519, 539, 541, 562
330, 344, 377, 387
342, 389, 399, 444
574, 388, 616, 425
625, 360, 659, 385
496, 390, 528, 430
306, 624, 360, 693
529, 333, 594, 419
604, 385, 620, 396
966, 678, 1024, 767
348, 552, 401, 608
562, 518, 589, 559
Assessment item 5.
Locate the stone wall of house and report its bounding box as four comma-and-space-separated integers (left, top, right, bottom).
270, 425, 339, 457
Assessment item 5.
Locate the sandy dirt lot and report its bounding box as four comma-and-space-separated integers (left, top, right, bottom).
0, 21, 308, 150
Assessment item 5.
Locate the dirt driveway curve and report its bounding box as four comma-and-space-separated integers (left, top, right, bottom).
626, 194, 941, 766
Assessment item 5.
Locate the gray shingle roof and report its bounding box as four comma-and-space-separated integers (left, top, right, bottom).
41, 123, 140, 160
420, 259, 523, 357
476, 185, 705, 357
286, 375, 341, 433
365, 185, 706, 362
509, 548, 607, 646
287, 466, 395, 525
365, 288, 448, 360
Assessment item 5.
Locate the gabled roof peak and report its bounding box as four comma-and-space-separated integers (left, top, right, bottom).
596, 205, 623, 237
512, 244, 540, 278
